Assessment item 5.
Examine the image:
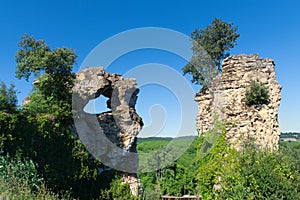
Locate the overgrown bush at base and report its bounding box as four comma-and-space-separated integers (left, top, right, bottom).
219, 148, 300, 199
197, 122, 300, 199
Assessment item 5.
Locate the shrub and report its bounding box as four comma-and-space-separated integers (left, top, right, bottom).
197, 121, 300, 199
245, 80, 270, 106
197, 122, 238, 199
219, 147, 300, 199
0, 152, 60, 199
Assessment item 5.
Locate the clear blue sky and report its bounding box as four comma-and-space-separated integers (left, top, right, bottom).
0, 0, 299, 135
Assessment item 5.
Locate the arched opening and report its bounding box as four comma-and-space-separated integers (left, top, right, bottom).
83, 95, 111, 114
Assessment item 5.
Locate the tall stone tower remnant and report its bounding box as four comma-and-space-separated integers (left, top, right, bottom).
195, 54, 282, 150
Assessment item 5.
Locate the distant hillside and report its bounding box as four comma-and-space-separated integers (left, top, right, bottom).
280, 132, 300, 139
137, 133, 300, 144
137, 135, 196, 144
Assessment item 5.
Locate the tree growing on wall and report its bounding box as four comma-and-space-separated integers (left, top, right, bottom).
183, 18, 240, 86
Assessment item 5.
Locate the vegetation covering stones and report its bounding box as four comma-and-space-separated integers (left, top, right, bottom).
245, 80, 270, 106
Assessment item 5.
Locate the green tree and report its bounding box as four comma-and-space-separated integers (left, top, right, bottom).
15, 34, 76, 121
0, 81, 17, 113
183, 18, 240, 86
15, 34, 76, 100
219, 147, 300, 199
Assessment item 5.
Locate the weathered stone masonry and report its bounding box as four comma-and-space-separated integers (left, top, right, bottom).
73, 67, 143, 196
195, 54, 282, 150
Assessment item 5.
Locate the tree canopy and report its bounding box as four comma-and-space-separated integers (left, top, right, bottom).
183, 18, 240, 86
15, 34, 77, 121
15, 34, 76, 103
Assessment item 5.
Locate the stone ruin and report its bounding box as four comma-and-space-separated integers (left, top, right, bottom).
195, 54, 282, 150
72, 67, 143, 196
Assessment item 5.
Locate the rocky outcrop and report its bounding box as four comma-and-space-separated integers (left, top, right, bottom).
72, 67, 143, 196
195, 54, 282, 150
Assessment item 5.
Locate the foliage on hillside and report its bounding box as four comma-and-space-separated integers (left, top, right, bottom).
137, 124, 300, 199
280, 141, 300, 176
137, 137, 199, 197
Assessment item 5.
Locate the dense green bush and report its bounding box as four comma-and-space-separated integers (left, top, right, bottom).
245, 80, 270, 106
280, 141, 300, 178
0, 103, 108, 199
197, 120, 238, 199
0, 153, 61, 199
219, 147, 300, 199
196, 121, 300, 199
141, 190, 161, 200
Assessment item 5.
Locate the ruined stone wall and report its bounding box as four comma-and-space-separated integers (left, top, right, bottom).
195, 54, 282, 150
73, 67, 143, 196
